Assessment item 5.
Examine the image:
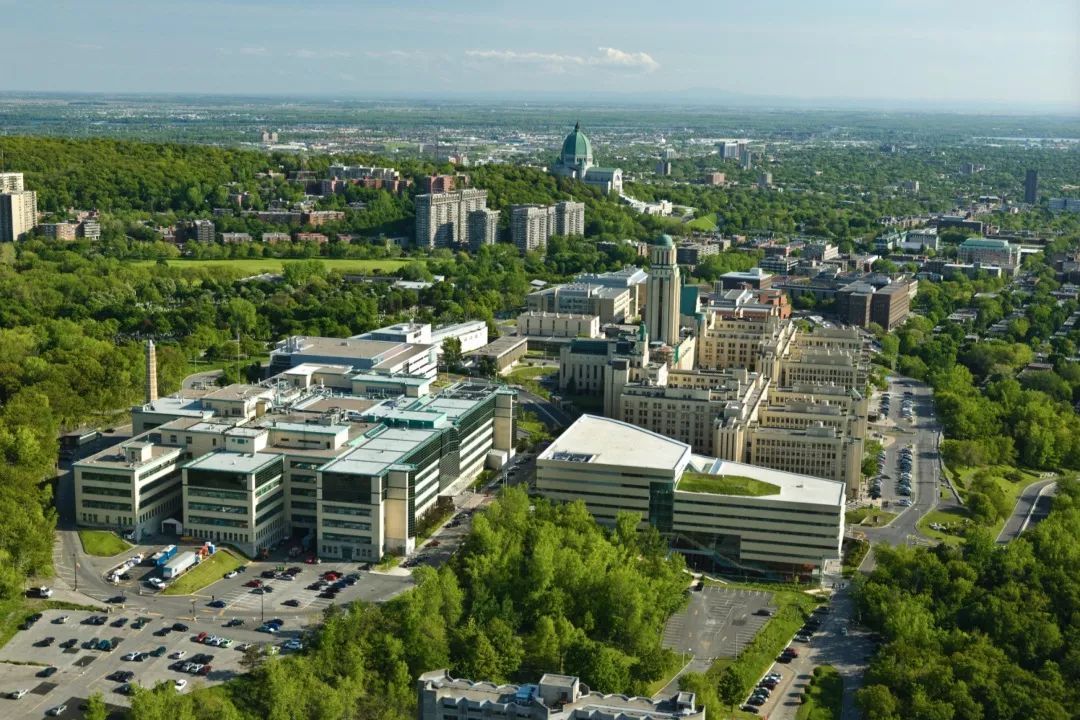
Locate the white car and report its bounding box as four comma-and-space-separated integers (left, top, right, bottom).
171, 650, 187, 660
8, 689, 28, 699
283, 639, 303, 651
174, 679, 188, 690
122, 652, 140, 661
224, 570, 238, 579
52, 615, 69, 624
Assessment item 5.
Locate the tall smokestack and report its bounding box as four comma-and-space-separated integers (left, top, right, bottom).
145, 339, 158, 404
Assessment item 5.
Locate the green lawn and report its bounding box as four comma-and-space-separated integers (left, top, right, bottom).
505, 365, 557, 400
646, 651, 689, 697
0, 597, 104, 651
78, 529, 132, 557
686, 214, 718, 231
796, 665, 843, 720
845, 508, 897, 528
916, 506, 972, 545
842, 537, 870, 577
161, 549, 245, 596
133, 258, 416, 274
678, 472, 781, 497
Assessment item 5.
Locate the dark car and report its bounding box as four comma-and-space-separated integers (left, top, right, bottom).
173, 623, 189, 632
107, 595, 127, 604
60, 638, 78, 649
191, 653, 214, 664
111, 617, 128, 627
260, 585, 273, 594
287, 566, 302, 575
154, 628, 171, 637
150, 646, 167, 657
225, 618, 244, 627
318, 591, 336, 599
260, 570, 277, 579
117, 683, 135, 696
93, 615, 108, 625
283, 599, 300, 607
37, 666, 58, 678
754, 608, 774, 617
131, 618, 149, 630
36, 636, 56, 647
208, 600, 226, 608
747, 695, 766, 706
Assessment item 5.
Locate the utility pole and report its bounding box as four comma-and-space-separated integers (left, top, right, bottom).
73, 552, 78, 592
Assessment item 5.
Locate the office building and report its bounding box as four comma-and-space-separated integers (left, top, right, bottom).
269, 334, 438, 380
676, 241, 720, 266
835, 276, 917, 330
417, 670, 702, 720
902, 228, 938, 251
704, 172, 726, 186
517, 311, 600, 339
466, 336, 529, 374
617, 368, 768, 459
758, 172, 773, 189
696, 315, 795, 379
0, 189, 37, 242
1024, 169, 1038, 204
804, 242, 839, 261
536, 415, 845, 578
0, 172, 25, 193
717, 268, 773, 290
528, 283, 633, 324
415, 189, 489, 249
78, 218, 101, 240
747, 424, 861, 496
79, 373, 513, 554
957, 237, 1021, 271
352, 320, 488, 355
645, 234, 682, 346
466, 208, 500, 249
221, 232, 252, 244
709, 287, 791, 320
759, 256, 798, 274
779, 348, 867, 392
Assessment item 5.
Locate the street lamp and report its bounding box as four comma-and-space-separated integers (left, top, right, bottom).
72, 552, 78, 592
190, 600, 195, 619
260, 588, 265, 624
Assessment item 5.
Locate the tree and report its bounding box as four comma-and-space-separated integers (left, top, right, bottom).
84, 692, 108, 720
716, 667, 743, 719
442, 337, 463, 371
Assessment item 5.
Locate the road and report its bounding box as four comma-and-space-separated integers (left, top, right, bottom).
862, 377, 944, 552
996, 479, 1057, 543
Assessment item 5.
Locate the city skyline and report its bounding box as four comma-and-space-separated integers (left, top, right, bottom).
1, 0, 1077, 112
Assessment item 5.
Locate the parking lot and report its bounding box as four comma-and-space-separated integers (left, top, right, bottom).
0, 608, 292, 716
662, 585, 773, 673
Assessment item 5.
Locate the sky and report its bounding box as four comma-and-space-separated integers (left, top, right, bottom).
2, 0, 1078, 111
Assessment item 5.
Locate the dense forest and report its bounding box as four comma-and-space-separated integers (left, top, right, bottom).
115, 488, 689, 719
854, 479, 1080, 720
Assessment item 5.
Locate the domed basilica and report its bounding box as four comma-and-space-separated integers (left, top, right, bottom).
551, 122, 623, 195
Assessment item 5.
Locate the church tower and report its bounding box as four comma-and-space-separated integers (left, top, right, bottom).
645, 234, 681, 346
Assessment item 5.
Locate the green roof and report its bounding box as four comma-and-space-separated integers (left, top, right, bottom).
561, 122, 592, 161
653, 233, 674, 247
677, 471, 781, 497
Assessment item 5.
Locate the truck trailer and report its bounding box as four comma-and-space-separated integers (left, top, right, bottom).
161, 551, 198, 579
151, 545, 178, 567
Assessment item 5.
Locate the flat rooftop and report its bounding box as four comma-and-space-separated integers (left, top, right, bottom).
185, 451, 280, 474
274, 335, 433, 368
321, 426, 439, 477
75, 441, 182, 470
136, 396, 214, 418
683, 456, 845, 507
203, 384, 272, 402
539, 415, 691, 474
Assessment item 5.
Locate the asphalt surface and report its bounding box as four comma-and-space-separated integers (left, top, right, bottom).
996, 479, 1057, 543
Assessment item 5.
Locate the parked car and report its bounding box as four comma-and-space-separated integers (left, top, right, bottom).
111, 617, 128, 627
283, 599, 301, 607
47, 704, 67, 716
224, 570, 238, 579
225, 619, 244, 628
37, 666, 58, 678
208, 600, 226, 609
172, 623, 189, 632
151, 646, 167, 657
171, 650, 187, 659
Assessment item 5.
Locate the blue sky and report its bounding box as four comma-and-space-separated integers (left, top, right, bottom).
2, 0, 1077, 110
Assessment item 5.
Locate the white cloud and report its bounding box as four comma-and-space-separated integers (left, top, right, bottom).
464, 47, 659, 73
289, 49, 351, 59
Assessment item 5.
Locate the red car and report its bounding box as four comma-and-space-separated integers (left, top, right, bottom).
244, 579, 262, 588
322, 572, 340, 581
195, 631, 207, 643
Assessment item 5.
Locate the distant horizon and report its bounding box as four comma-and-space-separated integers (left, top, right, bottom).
1, 89, 1078, 118
1, 1, 1076, 114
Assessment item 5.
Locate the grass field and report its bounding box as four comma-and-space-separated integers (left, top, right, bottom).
133, 258, 416, 274
0, 598, 104, 651
78, 529, 132, 557
505, 365, 557, 400
796, 665, 843, 720
162, 549, 245, 596
842, 537, 870, 577
686, 213, 718, 231
845, 507, 898, 528
916, 506, 971, 545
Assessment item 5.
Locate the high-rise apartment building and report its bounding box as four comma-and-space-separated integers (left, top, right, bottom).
466, 208, 499, 250
1024, 169, 1039, 204
0, 190, 38, 242
510, 204, 555, 253
0, 172, 25, 193
414, 189, 489, 249
555, 200, 585, 236
646, 234, 682, 346
191, 219, 215, 243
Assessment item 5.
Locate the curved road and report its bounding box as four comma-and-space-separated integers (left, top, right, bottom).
996, 479, 1056, 543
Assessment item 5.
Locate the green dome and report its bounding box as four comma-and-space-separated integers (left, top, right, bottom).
561, 122, 592, 162
653, 233, 674, 247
